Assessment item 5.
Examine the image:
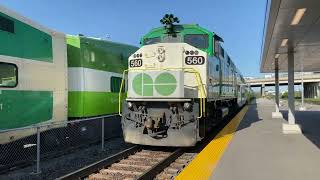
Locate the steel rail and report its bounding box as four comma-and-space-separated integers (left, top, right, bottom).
56, 104, 245, 180
56, 145, 141, 180
57, 146, 184, 180
137, 148, 184, 180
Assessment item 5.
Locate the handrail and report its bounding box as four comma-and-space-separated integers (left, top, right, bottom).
118, 69, 128, 116
118, 67, 206, 118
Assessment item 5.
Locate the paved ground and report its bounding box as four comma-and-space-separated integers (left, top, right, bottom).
279, 99, 320, 148
211, 98, 320, 180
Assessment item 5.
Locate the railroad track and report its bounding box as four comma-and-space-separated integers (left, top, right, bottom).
58, 107, 244, 180
58, 145, 195, 180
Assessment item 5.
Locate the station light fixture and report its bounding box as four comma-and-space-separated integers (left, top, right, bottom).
280, 38, 288, 47
291, 8, 306, 25
275, 53, 280, 59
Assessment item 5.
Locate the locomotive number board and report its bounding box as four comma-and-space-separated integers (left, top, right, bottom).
130, 59, 143, 67
185, 56, 205, 65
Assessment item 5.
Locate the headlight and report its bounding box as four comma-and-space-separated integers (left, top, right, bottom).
183, 102, 192, 111
127, 102, 133, 109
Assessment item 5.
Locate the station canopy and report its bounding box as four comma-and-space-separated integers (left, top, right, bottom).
261, 0, 320, 73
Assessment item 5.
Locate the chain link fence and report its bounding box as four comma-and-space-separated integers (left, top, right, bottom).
0, 114, 122, 174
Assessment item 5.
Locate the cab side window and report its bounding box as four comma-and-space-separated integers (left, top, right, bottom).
214, 39, 220, 56
0, 15, 14, 33
220, 47, 225, 59
0, 62, 18, 88
110, 76, 124, 93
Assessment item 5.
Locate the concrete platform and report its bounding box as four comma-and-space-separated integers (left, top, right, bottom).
211, 98, 320, 180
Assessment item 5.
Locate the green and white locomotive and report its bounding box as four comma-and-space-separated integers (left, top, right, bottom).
121, 15, 249, 147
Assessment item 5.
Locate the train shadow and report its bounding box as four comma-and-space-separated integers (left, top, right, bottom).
281, 109, 320, 149
202, 99, 261, 146
235, 98, 262, 132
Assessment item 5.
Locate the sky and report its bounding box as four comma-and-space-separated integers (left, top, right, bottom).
0, 0, 266, 77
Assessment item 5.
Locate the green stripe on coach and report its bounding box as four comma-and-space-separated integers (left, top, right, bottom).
0, 90, 53, 130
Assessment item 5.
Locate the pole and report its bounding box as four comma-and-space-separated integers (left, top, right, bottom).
33, 126, 41, 174
275, 58, 280, 112
101, 118, 105, 151
287, 45, 295, 125
299, 50, 306, 111
301, 60, 304, 108
282, 42, 302, 134
272, 58, 283, 118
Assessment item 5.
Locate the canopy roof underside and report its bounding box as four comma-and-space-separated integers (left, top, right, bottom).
261, 0, 320, 73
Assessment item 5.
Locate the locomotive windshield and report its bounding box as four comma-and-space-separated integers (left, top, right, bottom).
162, 34, 182, 43
144, 37, 161, 45
143, 34, 208, 50
184, 34, 208, 49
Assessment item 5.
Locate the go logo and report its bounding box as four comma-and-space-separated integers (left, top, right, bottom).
132, 72, 177, 96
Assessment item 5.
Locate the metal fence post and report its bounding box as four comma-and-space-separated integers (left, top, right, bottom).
101, 117, 105, 151
32, 126, 41, 174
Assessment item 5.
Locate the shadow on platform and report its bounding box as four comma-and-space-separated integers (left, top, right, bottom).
236, 99, 262, 132
281, 110, 320, 149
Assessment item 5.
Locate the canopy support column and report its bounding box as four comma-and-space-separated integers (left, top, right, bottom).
283, 45, 301, 134
272, 58, 283, 118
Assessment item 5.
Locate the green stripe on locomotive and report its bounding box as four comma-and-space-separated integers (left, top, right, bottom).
0, 90, 53, 130
67, 35, 137, 73
0, 12, 53, 62
66, 35, 138, 118
68, 91, 126, 118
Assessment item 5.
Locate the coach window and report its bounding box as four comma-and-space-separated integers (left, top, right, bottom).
214, 39, 220, 56
184, 34, 208, 49
220, 47, 225, 58
0, 62, 18, 88
0, 15, 14, 33
111, 76, 124, 93
144, 37, 161, 45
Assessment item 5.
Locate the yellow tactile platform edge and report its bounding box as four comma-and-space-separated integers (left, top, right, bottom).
176, 106, 249, 180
